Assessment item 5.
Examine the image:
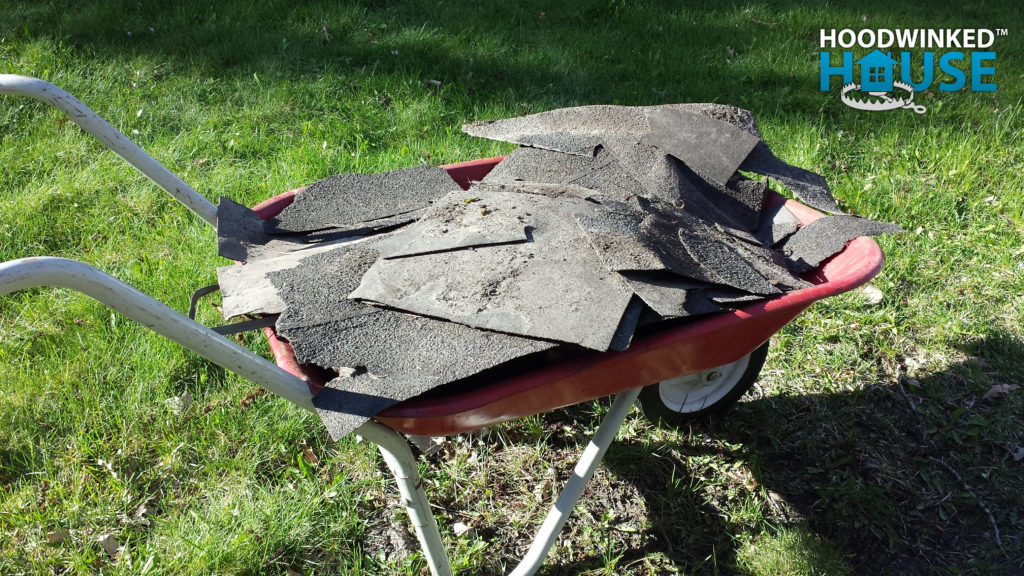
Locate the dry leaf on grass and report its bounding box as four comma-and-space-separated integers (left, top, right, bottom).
982, 384, 1018, 401
165, 391, 193, 414
46, 529, 70, 544
240, 387, 269, 408
97, 533, 119, 555
301, 446, 319, 465
135, 503, 153, 518
1011, 445, 1024, 462
453, 521, 475, 538
858, 284, 884, 305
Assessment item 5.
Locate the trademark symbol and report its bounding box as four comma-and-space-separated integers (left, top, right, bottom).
996, 29, 1008, 36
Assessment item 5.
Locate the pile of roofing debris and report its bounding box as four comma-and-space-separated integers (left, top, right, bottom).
215, 104, 901, 438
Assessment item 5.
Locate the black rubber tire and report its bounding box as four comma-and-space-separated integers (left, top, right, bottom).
638, 341, 770, 427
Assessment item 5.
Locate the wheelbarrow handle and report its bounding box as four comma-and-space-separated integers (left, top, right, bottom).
0, 74, 218, 228
0, 257, 313, 410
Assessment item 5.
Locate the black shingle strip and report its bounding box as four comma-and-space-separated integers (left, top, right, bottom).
370, 190, 529, 259
724, 235, 813, 292
574, 200, 724, 286
313, 371, 426, 441
724, 176, 770, 231
608, 297, 646, 351
676, 213, 783, 296
670, 158, 762, 232
465, 104, 765, 209
265, 164, 458, 234
740, 142, 844, 214
483, 146, 646, 201
756, 200, 802, 247
642, 107, 761, 186
482, 145, 599, 183
781, 215, 904, 273
464, 105, 682, 204
620, 271, 720, 319
217, 242, 355, 318
292, 305, 554, 441
217, 196, 324, 262
463, 105, 647, 156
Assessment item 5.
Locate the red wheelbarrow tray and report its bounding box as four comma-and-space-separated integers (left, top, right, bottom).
249, 156, 884, 437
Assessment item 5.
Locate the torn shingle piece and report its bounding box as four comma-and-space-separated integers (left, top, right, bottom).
681, 103, 762, 138
669, 159, 760, 231
464, 103, 762, 157
714, 221, 763, 247
724, 236, 812, 292
271, 245, 381, 332
574, 200, 724, 286
218, 261, 287, 318
575, 195, 788, 295
350, 190, 636, 351
370, 190, 529, 259
265, 164, 457, 234
620, 271, 720, 319
711, 222, 812, 291
756, 200, 802, 247
463, 105, 683, 204
314, 371, 427, 440
483, 145, 595, 183
217, 242, 357, 318
781, 215, 903, 273
724, 176, 770, 231
270, 245, 555, 439
217, 197, 334, 262
565, 157, 648, 200
465, 104, 762, 207
740, 142, 843, 214
575, 208, 655, 269
642, 107, 761, 186
483, 146, 646, 201
463, 105, 646, 156
281, 308, 553, 386
286, 304, 554, 440
588, 195, 781, 295
676, 215, 782, 296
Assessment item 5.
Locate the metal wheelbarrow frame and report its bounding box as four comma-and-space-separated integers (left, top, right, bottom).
0, 76, 885, 576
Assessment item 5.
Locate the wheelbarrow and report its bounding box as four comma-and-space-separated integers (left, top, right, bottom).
0, 75, 885, 576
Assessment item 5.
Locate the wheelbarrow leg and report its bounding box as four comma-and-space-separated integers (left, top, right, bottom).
356, 389, 641, 576
507, 387, 641, 576
356, 422, 455, 576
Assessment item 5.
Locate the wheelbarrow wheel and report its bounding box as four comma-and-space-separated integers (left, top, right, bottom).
639, 342, 770, 426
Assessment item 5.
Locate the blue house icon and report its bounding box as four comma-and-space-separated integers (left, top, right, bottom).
856, 50, 899, 92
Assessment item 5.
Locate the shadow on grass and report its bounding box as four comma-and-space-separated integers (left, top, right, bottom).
568, 330, 1024, 575
4, 0, 879, 116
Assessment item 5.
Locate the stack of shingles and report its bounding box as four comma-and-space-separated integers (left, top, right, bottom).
214, 104, 901, 439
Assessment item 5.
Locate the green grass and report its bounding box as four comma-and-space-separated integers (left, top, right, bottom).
2, 1, 1023, 574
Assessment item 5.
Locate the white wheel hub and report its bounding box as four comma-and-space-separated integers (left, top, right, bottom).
657, 354, 752, 413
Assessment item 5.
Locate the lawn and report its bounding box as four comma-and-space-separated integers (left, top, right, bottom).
1, 1, 1022, 575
